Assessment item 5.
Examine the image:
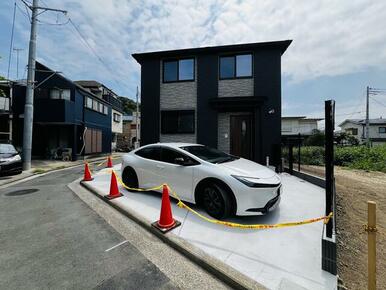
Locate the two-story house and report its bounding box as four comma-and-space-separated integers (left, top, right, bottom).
12, 62, 113, 160
132, 40, 291, 167
74, 80, 124, 151
339, 118, 386, 146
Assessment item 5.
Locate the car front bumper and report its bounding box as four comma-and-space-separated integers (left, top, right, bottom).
233, 184, 282, 216
0, 160, 22, 175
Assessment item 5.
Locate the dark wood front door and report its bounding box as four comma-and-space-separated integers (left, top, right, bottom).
230, 114, 252, 159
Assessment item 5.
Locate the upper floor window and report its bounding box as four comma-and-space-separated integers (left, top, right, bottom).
163, 58, 194, 82
84, 96, 108, 115
379, 127, 386, 134
219, 54, 252, 79
113, 113, 121, 122
50, 89, 71, 101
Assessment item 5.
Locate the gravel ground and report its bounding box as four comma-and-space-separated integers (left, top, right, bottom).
299, 165, 386, 289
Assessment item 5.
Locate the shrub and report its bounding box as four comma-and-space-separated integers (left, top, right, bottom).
287, 144, 386, 173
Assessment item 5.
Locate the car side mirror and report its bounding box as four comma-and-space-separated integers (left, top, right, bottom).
174, 157, 185, 165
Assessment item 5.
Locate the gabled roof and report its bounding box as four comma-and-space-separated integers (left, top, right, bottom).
339, 118, 386, 127
282, 116, 323, 121
34, 61, 111, 105
74, 80, 102, 88
132, 40, 292, 63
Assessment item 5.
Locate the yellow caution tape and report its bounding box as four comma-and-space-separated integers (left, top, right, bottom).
109, 169, 333, 230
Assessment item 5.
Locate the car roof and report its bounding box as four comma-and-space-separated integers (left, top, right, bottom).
144, 142, 202, 149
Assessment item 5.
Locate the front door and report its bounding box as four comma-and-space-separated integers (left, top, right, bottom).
230, 114, 252, 159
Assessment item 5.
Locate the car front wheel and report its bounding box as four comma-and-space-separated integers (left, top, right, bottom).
202, 183, 231, 219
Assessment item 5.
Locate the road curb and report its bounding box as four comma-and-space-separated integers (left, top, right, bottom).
0, 156, 115, 188
80, 180, 266, 290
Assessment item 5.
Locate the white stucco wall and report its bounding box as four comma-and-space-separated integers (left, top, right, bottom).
112, 109, 123, 134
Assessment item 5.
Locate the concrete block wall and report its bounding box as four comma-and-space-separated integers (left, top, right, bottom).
218, 78, 254, 97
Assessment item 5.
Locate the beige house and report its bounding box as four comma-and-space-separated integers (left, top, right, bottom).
281, 116, 322, 136
339, 118, 386, 146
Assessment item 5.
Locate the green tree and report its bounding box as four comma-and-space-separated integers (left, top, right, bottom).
304, 129, 325, 146
118, 96, 138, 115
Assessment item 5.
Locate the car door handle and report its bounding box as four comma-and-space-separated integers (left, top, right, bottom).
156, 165, 165, 169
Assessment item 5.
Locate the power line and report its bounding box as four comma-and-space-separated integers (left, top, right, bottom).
370, 96, 386, 108
7, 2, 16, 79
66, 17, 130, 93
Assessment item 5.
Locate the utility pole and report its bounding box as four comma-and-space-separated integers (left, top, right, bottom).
22, 0, 67, 170
135, 86, 140, 148
366, 86, 370, 147
13, 48, 23, 79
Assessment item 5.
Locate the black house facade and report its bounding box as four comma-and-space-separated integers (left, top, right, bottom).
132, 40, 291, 167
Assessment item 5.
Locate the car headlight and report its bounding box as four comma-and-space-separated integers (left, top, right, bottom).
0, 154, 21, 162
231, 175, 280, 188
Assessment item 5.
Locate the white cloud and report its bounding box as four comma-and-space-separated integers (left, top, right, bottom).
1, 0, 386, 97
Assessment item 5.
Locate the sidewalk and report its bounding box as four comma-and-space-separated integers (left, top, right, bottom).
0, 152, 125, 187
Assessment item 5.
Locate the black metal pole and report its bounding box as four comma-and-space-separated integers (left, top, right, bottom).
325, 100, 335, 238
298, 133, 301, 172
288, 144, 293, 175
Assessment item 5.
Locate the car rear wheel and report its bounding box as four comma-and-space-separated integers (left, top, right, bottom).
122, 167, 138, 190
202, 183, 231, 219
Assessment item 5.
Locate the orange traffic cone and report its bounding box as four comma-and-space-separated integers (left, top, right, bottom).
105, 171, 122, 200
107, 156, 113, 168
152, 185, 181, 233
83, 163, 93, 181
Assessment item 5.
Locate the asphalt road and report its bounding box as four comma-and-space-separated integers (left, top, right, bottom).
0, 163, 178, 289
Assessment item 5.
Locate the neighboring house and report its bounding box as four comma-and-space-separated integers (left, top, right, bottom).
12, 62, 113, 160
339, 118, 386, 146
0, 80, 13, 143
117, 112, 141, 151
74, 80, 124, 151
281, 116, 322, 143
132, 40, 291, 167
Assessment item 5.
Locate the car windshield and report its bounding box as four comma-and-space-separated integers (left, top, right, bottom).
180, 145, 239, 164
0, 144, 17, 154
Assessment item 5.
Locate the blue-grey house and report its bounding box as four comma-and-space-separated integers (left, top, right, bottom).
12, 62, 113, 160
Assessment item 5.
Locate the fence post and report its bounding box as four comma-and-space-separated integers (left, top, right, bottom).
298, 133, 301, 172
325, 100, 335, 238
288, 144, 293, 174
367, 201, 376, 290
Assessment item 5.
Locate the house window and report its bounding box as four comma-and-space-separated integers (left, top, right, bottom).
98, 102, 104, 113
379, 127, 386, 133
161, 110, 195, 134
103, 105, 108, 115
347, 128, 358, 135
50, 89, 71, 100
163, 58, 194, 82
92, 99, 98, 111
219, 54, 252, 79
113, 113, 121, 122
85, 97, 93, 109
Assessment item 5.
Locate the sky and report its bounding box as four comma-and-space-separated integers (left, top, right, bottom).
1, 0, 386, 128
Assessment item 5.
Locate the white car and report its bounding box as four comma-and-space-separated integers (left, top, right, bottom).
121, 143, 282, 219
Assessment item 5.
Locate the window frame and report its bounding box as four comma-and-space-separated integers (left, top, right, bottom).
219, 53, 253, 80
134, 146, 162, 161
160, 147, 200, 166
162, 57, 195, 83
379, 127, 386, 134
113, 112, 121, 122
161, 110, 195, 134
